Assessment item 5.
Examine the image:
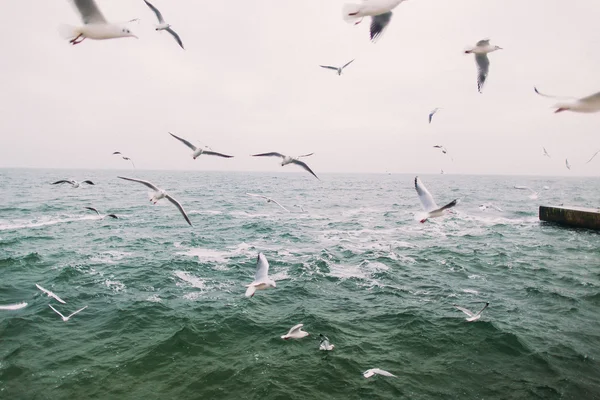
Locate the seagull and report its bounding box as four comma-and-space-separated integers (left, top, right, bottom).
142, 0, 184, 49
252, 152, 319, 180
52, 179, 94, 188
414, 176, 458, 223
48, 304, 88, 322
112, 152, 136, 168
245, 253, 276, 297
246, 193, 289, 212
36, 284, 66, 304
281, 324, 309, 340
586, 150, 600, 164
363, 368, 396, 378
543, 147, 551, 158
294, 204, 306, 213
464, 39, 503, 93
0, 303, 28, 311
320, 59, 355, 76
342, 0, 407, 42
453, 302, 489, 322
319, 334, 335, 351
534, 87, 600, 113
432, 145, 453, 160
429, 108, 441, 124
169, 132, 234, 160
117, 176, 192, 226
565, 159, 571, 170
84, 207, 118, 219
61, 0, 138, 45
440, 169, 444, 175
479, 203, 503, 212
513, 186, 538, 200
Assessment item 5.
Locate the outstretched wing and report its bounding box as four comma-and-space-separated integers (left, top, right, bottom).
320, 65, 338, 71
169, 132, 197, 151
48, 304, 66, 320
165, 194, 193, 226
291, 159, 320, 180
166, 27, 184, 49
112, 151, 122, 155
71, 0, 107, 24
84, 207, 100, 215
436, 199, 458, 212
117, 176, 160, 191
370, 12, 393, 42
342, 59, 355, 69
270, 199, 290, 213
476, 39, 490, 47
586, 150, 600, 164
475, 54, 489, 93
297, 153, 314, 158
82, 180, 95, 185
288, 324, 303, 334
52, 180, 74, 185
203, 150, 234, 158
67, 305, 88, 319
252, 152, 285, 158
106, 214, 119, 219
475, 302, 489, 316
414, 177, 438, 212
453, 305, 474, 317
142, 0, 164, 23
254, 253, 270, 282
0, 302, 27, 310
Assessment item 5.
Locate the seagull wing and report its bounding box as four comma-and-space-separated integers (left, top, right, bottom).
254, 253, 270, 282
414, 177, 438, 212
169, 132, 197, 151
117, 176, 160, 191
202, 150, 234, 158
142, 0, 165, 23
320, 65, 339, 70
0, 302, 27, 310
475, 54, 489, 93
578, 91, 600, 104
270, 199, 290, 212
287, 324, 304, 335
252, 152, 285, 158
82, 180, 95, 185
106, 214, 118, 219
84, 207, 100, 215
52, 180, 74, 185
291, 159, 320, 180
453, 305, 475, 317
67, 305, 88, 319
71, 0, 107, 24
372, 368, 396, 377
297, 153, 314, 158
533, 86, 577, 100
370, 12, 393, 42
112, 151, 122, 155
476, 39, 490, 46
48, 304, 67, 319
435, 199, 458, 212
166, 27, 184, 49
246, 193, 269, 200
475, 302, 489, 316
428, 112, 434, 124
36, 284, 65, 303
363, 369, 376, 378
586, 150, 600, 164
165, 194, 193, 226
342, 59, 355, 69
565, 159, 571, 170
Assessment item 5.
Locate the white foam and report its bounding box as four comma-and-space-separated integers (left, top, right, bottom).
105, 280, 125, 292
174, 271, 206, 289
182, 248, 229, 263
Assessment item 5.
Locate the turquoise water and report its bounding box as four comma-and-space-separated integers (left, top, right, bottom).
1, 169, 599, 399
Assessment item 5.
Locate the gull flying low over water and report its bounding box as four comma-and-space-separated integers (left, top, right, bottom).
245, 253, 276, 297
513, 186, 538, 200
246, 193, 289, 212
52, 179, 94, 188
0, 302, 28, 311
543, 147, 551, 158
343, 0, 407, 42
117, 176, 192, 226
586, 150, 600, 164
319, 334, 334, 351
61, 0, 138, 45
534, 87, 600, 113
84, 207, 118, 219
465, 39, 502, 93
320, 59, 355, 76
479, 203, 503, 212
414, 176, 458, 223
112, 152, 136, 168
363, 368, 396, 378
142, 0, 184, 49
48, 304, 88, 322
36, 284, 66, 304
453, 302, 489, 322
169, 132, 234, 160
429, 108, 441, 124
281, 324, 309, 340
252, 152, 319, 180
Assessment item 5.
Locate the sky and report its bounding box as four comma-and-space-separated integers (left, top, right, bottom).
1, 0, 599, 176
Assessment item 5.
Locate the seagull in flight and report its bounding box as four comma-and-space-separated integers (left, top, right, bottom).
246, 193, 289, 212
513, 186, 538, 200
565, 158, 571, 170
112, 152, 136, 168
586, 150, 600, 164
342, 0, 408, 42
84, 207, 118, 219
48, 305, 88, 322
534, 87, 600, 113
252, 152, 319, 180
142, 0, 184, 49
62, 0, 138, 45
169, 132, 234, 160
36, 284, 66, 304
319, 334, 335, 351
479, 203, 503, 212
429, 108, 441, 124
320, 59, 355, 76
453, 302, 489, 322
117, 176, 192, 226
245, 253, 276, 297
542, 147, 551, 158
52, 179, 94, 188
0, 303, 28, 311
363, 368, 396, 378
433, 145, 453, 161
464, 39, 503, 93
281, 324, 309, 340
414, 176, 458, 223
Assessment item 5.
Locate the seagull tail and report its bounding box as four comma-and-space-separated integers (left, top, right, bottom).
58, 24, 79, 40
342, 4, 362, 22
245, 285, 256, 298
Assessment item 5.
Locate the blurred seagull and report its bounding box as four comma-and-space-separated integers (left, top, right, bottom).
48, 305, 88, 322
479, 203, 503, 212
586, 150, 600, 164
246, 193, 289, 212
534, 87, 600, 113
464, 39, 502, 93
429, 108, 441, 124
294, 204, 306, 213
565, 159, 571, 170
52, 179, 94, 188
245, 253, 276, 297
414, 176, 458, 223
453, 302, 489, 322
281, 324, 309, 340
320, 59, 355, 76
433, 145, 453, 161
169, 132, 233, 160
363, 368, 396, 378
342, 0, 407, 42
61, 0, 138, 45
319, 334, 335, 351
84, 207, 118, 219
513, 185, 538, 200
117, 176, 192, 226
542, 147, 551, 158
36, 284, 66, 304
0, 303, 27, 311
142, 0, 184, 49
252, 152, 319, 180
112, 152, 136, 168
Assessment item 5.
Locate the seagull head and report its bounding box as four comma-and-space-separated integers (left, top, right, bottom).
267, 279, 277, 289
120, 27, 138, 39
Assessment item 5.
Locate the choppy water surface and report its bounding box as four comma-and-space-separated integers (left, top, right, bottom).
1, 169, 599, 399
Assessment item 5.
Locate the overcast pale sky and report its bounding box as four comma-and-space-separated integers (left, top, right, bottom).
0, 0, 599, 176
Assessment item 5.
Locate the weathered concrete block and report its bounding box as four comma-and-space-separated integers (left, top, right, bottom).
539, 206, 600, 230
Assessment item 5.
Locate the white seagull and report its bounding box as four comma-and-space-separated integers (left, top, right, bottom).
414, 176, 458, 223
363, 368, 396, 378
320, 59, 355, 76
52, 179, 95, 188
61, 0, 138, 45
0, 303, 28, 311
36, 284, 66, 304
543, 147, 551, 158
534, 87, 600, 113
112, 152, 136, 168
48, 304, 88, 322
252, 152, 319, 180
342, 0, 407, 42
479, 203, 503, 212
169, 132, 234, 160
453, 302, 489, 322
281, 324, 309, 340
513, 186, 538, 200
429, 108, 441, 124
117, 176, 192, 226
246, 193, 289, 212
142, 0, 184, 49
245, 253, 277, 297
586, 150, 600, 164
464, 39, 503, 93
565, 159, 571, 170
84, 207, 118, 219
319, 334, 335, 351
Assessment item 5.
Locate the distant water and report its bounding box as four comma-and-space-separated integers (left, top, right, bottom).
1, 169, 599, 399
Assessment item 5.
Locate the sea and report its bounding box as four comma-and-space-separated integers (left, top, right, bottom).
0, 169, 599, 399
